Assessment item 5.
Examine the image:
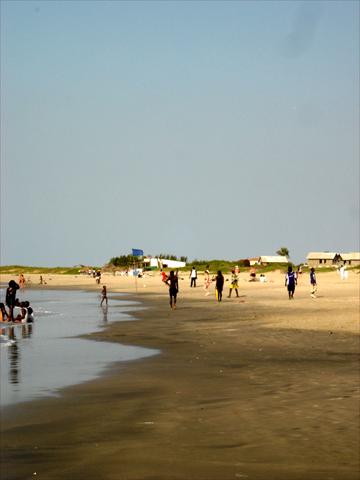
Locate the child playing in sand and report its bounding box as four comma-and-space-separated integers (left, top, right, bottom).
310, 268, 317, 298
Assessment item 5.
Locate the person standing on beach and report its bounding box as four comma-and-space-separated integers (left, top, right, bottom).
204, 265, 211, 296
19, 274, 25, 289
310, 268, 317, 298
100, 286, 108, 306
228, 270, 239, 298
339, 264, 347, 280
214, 271, 224, 302
285, 266, 297, 299
166, 271, 179, 310
189, 266, 197, 287
6, 280, 19, 321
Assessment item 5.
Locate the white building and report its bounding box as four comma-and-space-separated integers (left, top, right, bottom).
258, 255, 289, 265
143, 257, 186, 269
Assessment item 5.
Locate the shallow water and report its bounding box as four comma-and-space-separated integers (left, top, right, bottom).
0, 288, 158, 407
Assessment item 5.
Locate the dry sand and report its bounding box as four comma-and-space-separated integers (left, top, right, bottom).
0, 270, 359, 480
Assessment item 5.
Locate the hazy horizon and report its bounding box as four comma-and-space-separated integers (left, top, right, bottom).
1, 1, 359, 267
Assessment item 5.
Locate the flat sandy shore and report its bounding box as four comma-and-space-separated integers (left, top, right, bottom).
0, 270, 359, 480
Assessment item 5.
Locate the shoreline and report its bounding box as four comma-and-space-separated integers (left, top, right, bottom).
0, 272, 359, 479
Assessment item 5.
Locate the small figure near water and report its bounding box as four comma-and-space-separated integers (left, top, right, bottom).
100, 286, 108, 306
12, 299, 28, 323
285, 266, 297, 299
6, 280, 20, 321
0, 303, 9, 322
19, 273, 26, 289
166, 271, 179, 310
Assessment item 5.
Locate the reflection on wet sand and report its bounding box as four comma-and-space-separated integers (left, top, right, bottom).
7, 325, 33, 385
102, 305, 108, 323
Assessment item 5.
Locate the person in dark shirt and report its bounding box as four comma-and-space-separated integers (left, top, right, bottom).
100, 285, 108, 306
310, 268, 317, 298
214, 271, 224, 302
5, 280, 19, 321
285, 266, 297, 299
166, 271, 179, 310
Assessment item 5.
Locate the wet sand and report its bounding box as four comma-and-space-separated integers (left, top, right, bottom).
0, 271, 359, 479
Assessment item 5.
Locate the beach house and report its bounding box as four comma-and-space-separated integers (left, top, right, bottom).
340, 252, 360, 267
258, 255, 289, 265
143, 257, 186, 270
306, 252, 342, 267
248, 257, 260, 266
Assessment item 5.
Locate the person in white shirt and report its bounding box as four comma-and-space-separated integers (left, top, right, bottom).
189, 267, 197, 287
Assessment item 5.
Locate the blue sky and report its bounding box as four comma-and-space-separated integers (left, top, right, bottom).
1, 0, 359, 266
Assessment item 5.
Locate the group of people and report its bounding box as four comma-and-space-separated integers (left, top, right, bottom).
88, 269, 102, 284
285, 266, 317, 299
1, 280, 34, 323
160, 265, 320, 309
160, 266, 240, 307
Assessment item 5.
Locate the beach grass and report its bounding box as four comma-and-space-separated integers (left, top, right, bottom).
0, 265, 93, 275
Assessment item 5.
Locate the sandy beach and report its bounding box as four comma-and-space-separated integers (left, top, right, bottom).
0, 270, 359, 480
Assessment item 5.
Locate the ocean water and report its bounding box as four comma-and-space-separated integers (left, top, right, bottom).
0, 288, 158, 407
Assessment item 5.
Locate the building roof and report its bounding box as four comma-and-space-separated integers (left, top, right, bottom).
341, 252, 360, 261
259, 255, 288, 263
306, 252, 338, 260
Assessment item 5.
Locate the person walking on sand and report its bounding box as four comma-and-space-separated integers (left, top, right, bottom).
189, 266, 197, 287
285, 266, 297, 299
214, 271, 224, 302
204, 265, 211, 296
228, 269, 239, 298
100, 285, 108, 306
166, 270, 179, 310
339, 264, 347, 280
19, 273, 25, 289
310, 267, 317, 298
